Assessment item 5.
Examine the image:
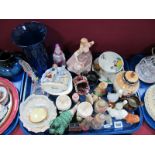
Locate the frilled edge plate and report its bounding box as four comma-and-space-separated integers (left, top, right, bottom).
0, 77, 19, 134
19, 94, 57, 133
144, 84, 155, 121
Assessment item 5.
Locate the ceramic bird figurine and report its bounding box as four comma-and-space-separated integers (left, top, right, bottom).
124, 113, 140, 124
107, 107, 128, 120
107, 106, 140, 124
49, 103, 79, 135
107, 89, 123, 103
115, 100, 128, 110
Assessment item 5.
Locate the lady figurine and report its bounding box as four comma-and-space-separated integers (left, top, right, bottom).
67, 38, 94, 75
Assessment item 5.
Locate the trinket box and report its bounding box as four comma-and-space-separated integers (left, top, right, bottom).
113, 71, 140, 96
56, 95, 72, 111
77, 102, 93, 120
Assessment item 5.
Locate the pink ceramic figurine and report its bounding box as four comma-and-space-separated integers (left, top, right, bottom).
53, 44, 66, 67
67, 38, 94, 75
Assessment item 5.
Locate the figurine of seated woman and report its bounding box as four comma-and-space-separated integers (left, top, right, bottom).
67, 38, 94, 75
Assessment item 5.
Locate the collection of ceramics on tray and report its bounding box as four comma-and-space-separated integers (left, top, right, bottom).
0, 35, 155, 134
18, 38, 144, 134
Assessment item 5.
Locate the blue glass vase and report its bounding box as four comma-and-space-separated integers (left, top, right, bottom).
12, 21, 49, 77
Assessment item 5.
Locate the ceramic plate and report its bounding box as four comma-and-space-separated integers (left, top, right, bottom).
20, 94, 57, 133
0, 77, 19, 134
41, 67, 73, 95
144, 84, 155, 121
99, 51, 124, 73
0, 92, 13, 127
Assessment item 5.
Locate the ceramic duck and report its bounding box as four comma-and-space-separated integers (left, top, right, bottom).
115, 100, 128, 110
107, 106, 140, 124
49, 103, 79, 135
107, 107, 128, 120
107, 89, 123, 103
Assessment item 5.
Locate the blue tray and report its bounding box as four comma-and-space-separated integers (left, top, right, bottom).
129, 54, 155, 129
20, 59, 143, 135
1, 71, 26, 135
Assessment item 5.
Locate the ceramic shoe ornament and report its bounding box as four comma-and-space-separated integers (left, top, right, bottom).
73, 75, 90, 95
49, 103, 79, 135
53, 44, 66, 67
67, 38, 94, 75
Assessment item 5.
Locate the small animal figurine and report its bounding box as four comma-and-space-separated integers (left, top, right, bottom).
115, 100, 128, 110
94, 82, 108, 97
91, 93, 100, 103
125, 113, 140, 124
49, 103, 79, 135
94, 98, 108, 113
67, 38, 94, 75
91, 113, 106, 130
53, 44, 66, 67
79, 116, 93, 131
86, 93, 94, 105
107, 107, 128, 120
107, 89, 123, 103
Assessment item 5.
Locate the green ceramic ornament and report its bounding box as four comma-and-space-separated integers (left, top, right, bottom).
49, 103, 79, 135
